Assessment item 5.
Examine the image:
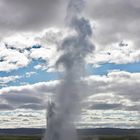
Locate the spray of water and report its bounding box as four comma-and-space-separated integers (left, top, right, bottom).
43, 0, 94, 140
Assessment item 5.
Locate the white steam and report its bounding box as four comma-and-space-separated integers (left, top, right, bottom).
43, 0, 94, 140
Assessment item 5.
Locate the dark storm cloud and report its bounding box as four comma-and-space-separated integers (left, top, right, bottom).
0, 92, 46, 110
0, 103, 14, 110
86, 0, 140, 47
19, 103, 45, 110
0, 81, 58, 110
88, 103, 122, 110
125, 105, 140, 111
1, 93, 42, 104
0, 0, 66, 37
0, 86, 44, 110
17, 114, 36, 117
87, 101, 140, 112
87, 0, 140, 20
0, 0, 140, 50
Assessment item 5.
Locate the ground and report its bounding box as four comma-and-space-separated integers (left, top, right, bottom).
0, 135, 140, 140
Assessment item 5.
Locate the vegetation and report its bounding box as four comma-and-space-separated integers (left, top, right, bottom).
0, 136, 41, 140
80, 135, 140, 140
0, 135, 140, 140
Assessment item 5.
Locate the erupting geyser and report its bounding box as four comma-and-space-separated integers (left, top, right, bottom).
43, 0, 95, 140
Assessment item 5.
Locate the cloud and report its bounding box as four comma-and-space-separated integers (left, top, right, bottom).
0, 81, 59, 110
86, 71, 140, 103
87, 44, 140, 65
78, 0, 140, 65
0, 42, 30, 72
2, 93, 42, 105
0, 28, 64, 72
85, 0, 140, 47
19, 103, 45, 110
0, 0, 140, 67
0, 75, 22, 87
30, 47, 56, 64
88, 103, 122, 110
0, 71, 139, 112
1, 0, 140, 51
25, 71, 36, 78
17, 114, 36, 117
0, 71, 139, 128
0, 0, 67, 38
0, 22, 140, 73
0, 103, 14, 110
0, 0, 139, 129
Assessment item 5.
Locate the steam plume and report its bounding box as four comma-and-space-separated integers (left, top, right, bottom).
43, 0, 94, 140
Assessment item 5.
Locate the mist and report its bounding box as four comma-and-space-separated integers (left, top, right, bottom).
43, 0, 94, 140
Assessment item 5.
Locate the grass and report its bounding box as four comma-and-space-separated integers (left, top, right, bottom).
0, 136, 41, 140
80, 135, 140, 140
0, 135, 139, 140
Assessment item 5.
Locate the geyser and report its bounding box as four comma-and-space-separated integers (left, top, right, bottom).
43, 0, 94, 140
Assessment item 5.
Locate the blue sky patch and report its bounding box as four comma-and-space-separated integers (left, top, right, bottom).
87, 62, 140, 75
0, 59, 140, 89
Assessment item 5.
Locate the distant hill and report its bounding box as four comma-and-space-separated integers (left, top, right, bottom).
0, 128, 139, 136
0, 128, 44, 136
77, 128, 140, 136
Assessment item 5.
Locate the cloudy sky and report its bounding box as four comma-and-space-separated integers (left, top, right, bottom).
0, 0, 140, 129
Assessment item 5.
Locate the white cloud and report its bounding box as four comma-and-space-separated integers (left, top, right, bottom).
86, 42, 140, 65
0, 28, 64, 72
3, 33, 38, 50
0, 0, 139, 129
0, 110, 46, 128
25, 71, 36, 78
0, 22, 140, 73
0, 80, 59, 110
0, 0, 140, 67
0, 71, 139, 128
85, 71, 140, 103
0, 71, 139, 112
0, 42, 30, 72
0, 75, 22, 86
